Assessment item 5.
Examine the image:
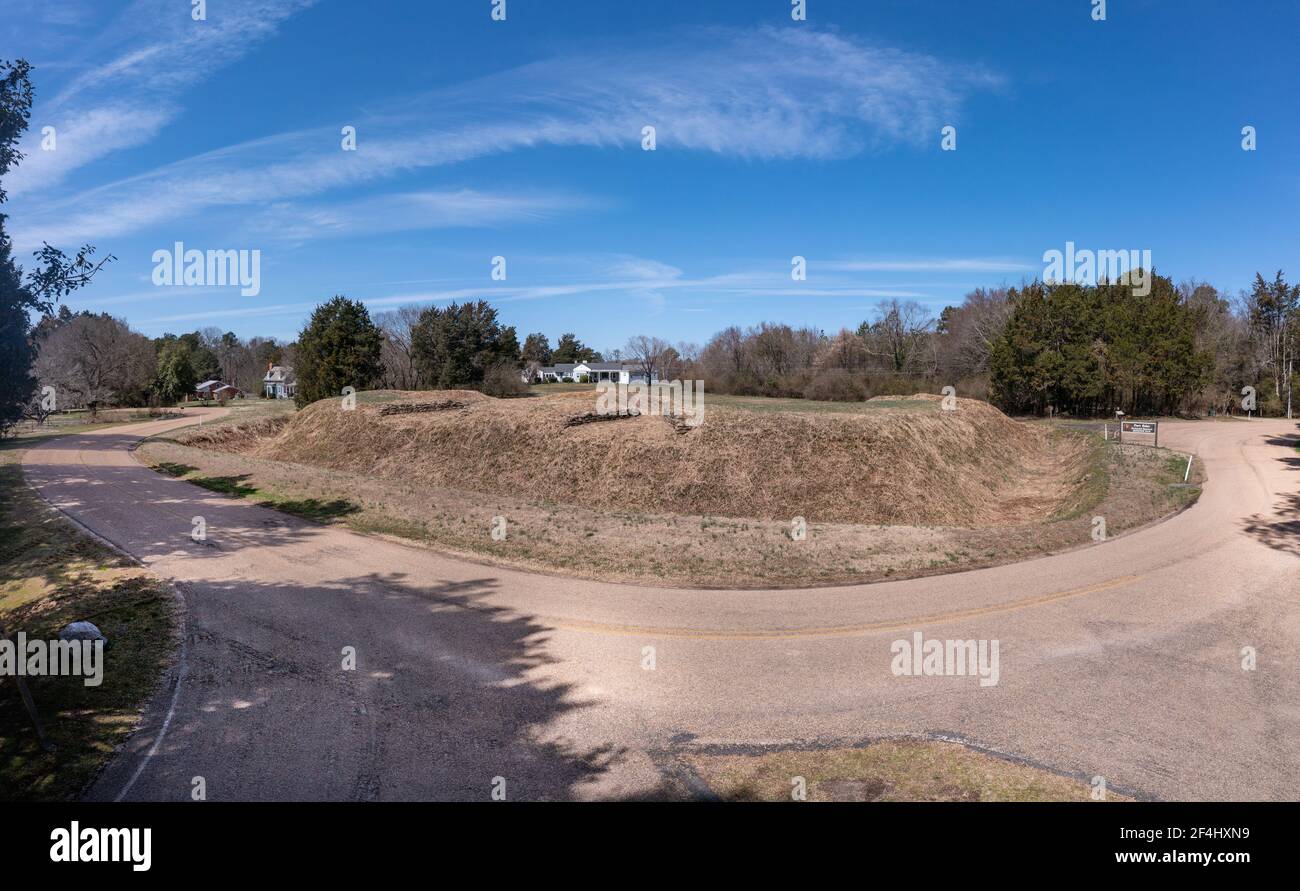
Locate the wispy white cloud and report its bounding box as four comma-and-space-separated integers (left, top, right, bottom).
244, 189, 597, 244
822, 258, 1035, 272
713, 288, 938, 298
0, 0, 98, 55
115, 244, 1024, 330
7, 0, 317, 197
132, 256, 940, 326
604, 257, 684, 281
140, 302, 316, 324
64, 285, 233, 309
11, 26, 1000, 249
9, 105, 172, 197
368, 266, 934, 309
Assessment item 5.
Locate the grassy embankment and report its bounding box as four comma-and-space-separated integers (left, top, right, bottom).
135, 391, 1203, 588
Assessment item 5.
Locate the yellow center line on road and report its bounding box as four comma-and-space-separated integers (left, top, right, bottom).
542, 574, 1144, 641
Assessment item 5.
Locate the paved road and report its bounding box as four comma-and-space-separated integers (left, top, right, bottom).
21, 411, 1300, 801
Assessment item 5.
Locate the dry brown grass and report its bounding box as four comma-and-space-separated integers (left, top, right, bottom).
686, 739, 1128, 802
142, 433, 1197, 588
173, 414, 290, 453
183, 390, 1086, 527
145, 391, 1200, 588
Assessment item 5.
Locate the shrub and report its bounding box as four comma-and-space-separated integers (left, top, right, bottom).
803, 369, 868, 402
482, 362, 529, 398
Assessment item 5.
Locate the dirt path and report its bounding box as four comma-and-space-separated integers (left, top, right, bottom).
20, 411, 1300, 800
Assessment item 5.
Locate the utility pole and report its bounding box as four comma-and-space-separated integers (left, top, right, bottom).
1288, 290, 1296, 420
1284, 279, 1294, 418
1287, 348, 1293, 419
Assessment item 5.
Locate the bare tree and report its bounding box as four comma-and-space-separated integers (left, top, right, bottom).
667, 341, 701, 379
376, 305, 424, 390
1179, 282, 1253, 414
701, 326, 748, 376
624, 334, 673, 380
820, 329, 869, 371
673, 341, 699, 363
214, 331, 243, 385
936, 287, 1012, 378
859, 299, 936, 374
33, 313, 154, 409
745, 323, 822, 378
1244, 271, 1298, 417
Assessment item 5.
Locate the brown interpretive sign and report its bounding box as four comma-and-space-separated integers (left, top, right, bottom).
1120, 420, 1158, 446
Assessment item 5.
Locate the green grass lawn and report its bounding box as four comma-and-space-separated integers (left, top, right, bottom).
151, 462, 359, 523
9, 419, 137, 439
204, 397, 297, 417
702, 393, 927, 414
528, 383, 928, 414
527, 382, 594, 396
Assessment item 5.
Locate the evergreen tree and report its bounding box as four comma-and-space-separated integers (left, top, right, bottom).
152, 340, 198, 404
294, 296, 383, 408
552, 332, 601, 364
0, 59, 112, 434
521, 332, 553, 366
411, 300, 519, 388
0, 234, 31, 431
990, 274, 1210, 416
498, 325, 521, 365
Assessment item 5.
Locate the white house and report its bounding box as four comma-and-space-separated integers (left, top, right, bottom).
263, 364, 297, 399
530, 362, 660, 384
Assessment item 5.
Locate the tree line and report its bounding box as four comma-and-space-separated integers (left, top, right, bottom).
9, 272, 1297, 427
297, 274, 1299, 418
4, 59, 1296, 427
988, 272, 1295, 416
2, 59, 117, 433
693, 273, 1295, 417
294, 297, 627, 407
27, 306, 295, 411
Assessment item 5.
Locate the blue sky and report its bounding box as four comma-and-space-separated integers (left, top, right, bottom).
5, 0, 1299, 351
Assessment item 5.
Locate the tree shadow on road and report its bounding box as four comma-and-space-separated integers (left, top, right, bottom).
94, 567, 634, 801
1263, 447, 1300, 472
21, 439, 655, 800
1262, 431, 1300, 470
1238, 429, 1300, 557
1240, 491, 1300, 559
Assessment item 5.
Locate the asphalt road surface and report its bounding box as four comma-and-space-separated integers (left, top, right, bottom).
21, 410, 1300, 801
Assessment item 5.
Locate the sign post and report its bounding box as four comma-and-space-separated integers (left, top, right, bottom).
0, 622, 55, 752
1120, 420, 1159, 447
